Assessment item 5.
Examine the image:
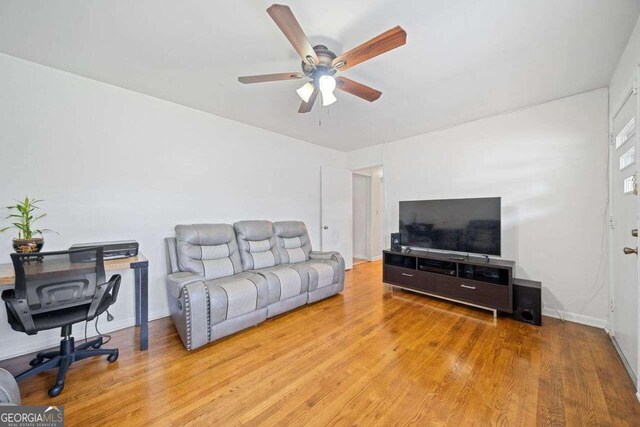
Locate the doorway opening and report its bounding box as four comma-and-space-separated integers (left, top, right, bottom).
352, 165, 384, 265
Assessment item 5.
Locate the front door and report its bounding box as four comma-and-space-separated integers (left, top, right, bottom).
611, 83, 639, 384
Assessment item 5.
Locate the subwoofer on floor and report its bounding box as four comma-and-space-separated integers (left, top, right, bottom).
512, 278, 542, 326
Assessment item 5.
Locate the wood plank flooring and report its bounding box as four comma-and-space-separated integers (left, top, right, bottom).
1, 260, 639, 426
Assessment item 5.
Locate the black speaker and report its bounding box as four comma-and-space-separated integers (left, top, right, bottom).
391, 233, 401, 251
512, 278, 542, 326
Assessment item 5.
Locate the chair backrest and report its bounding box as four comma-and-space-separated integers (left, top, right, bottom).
273, 221, 312, 263
11, 248, 105, 315
175, 224, 242, 279
234, 220, 280, 270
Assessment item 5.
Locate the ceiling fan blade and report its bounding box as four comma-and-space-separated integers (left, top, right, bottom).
332, 26, 407, 71
267, 4, 319, 66
298, 88, 319, 113
336, 77, 381, 102
238, 72, 303, 84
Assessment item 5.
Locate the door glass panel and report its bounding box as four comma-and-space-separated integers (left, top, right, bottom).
620, 146, 636, 170
616, 116, 635, 149
623, 175, 635, 194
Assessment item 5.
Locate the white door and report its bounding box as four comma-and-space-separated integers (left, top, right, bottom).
321, 166, 353, 269
611, 84, 639, 384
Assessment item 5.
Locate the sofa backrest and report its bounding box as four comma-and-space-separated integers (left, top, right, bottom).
234, 220, 281, 270
175, 224, 242, 280
273, 221, 312, 263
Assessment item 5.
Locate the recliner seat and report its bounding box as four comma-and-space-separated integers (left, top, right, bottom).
166, 220, 345, 350
234, 220, 309, 318
273, 221, 344, 303
167, 224, 269, 350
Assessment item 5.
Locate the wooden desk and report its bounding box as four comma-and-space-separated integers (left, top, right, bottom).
0, 254, 149, 351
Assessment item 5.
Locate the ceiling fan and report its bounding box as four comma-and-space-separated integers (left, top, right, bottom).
238, 4, 407, 113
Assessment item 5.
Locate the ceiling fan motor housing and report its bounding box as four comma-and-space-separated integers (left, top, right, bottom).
302, 45, 337, 80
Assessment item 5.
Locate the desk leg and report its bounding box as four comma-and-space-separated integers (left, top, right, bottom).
135, 269, 141, 327
134, 265, 149, 351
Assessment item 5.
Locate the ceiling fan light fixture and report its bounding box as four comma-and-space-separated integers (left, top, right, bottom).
296, 81, 315, 102
319, 75, 337, 106
321, 90, 337, 107
319, 75, 336, 94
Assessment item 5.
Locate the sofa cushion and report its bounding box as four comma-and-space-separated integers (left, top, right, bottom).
254, 265, 309, 304
273, 221, 312, 263
175, 224, 243, 280
205, 272, 269, 324
234, 220, 281, 270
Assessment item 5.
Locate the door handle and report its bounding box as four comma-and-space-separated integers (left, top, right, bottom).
623, 247, 638, 255
323, 226, 329, 230
633, 229, 638, 237
401, 273, 414, 277
461, 284, 476, 290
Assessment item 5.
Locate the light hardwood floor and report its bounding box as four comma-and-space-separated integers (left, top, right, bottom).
2, 260, 639, 426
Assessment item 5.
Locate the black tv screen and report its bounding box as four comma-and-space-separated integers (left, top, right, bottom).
399, 197, 501, 255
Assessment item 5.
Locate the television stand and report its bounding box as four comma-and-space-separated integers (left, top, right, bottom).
382, 249, 514, 315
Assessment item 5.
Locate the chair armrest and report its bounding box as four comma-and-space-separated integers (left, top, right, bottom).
109, 274, 122, 304
166, 272, 205, 299
87, 274, 121, 320
0, 368, 20, 405
1, 290, 36, 335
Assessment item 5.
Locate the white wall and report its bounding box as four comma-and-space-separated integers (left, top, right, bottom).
611, 16, 640, 111
0, 53, 345, 360
352, 174, 369, 260
348, 89, 610, 327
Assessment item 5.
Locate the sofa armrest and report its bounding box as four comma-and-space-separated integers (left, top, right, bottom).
0, 368, 20, 405
166, 272, 205, 299
309, 251, 339, 260
310, 251, 345, 271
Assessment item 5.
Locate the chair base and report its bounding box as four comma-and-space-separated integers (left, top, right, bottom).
16, 334, 118, 397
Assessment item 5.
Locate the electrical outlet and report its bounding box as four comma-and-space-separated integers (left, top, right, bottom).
610, 298, 615, 312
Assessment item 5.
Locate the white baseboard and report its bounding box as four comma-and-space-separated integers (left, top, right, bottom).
542, 308, 607, 329
369, 255, 382, 261
0, 309, 170, 361
353, 254, 368, 260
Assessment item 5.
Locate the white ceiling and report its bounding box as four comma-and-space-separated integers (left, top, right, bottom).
0, 1, 638, 152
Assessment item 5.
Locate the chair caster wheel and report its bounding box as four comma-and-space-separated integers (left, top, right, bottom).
48, 384, 64, 397
107, 350, 118, 363
29, 357, 43, 367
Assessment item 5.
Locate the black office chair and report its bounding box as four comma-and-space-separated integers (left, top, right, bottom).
1, 247, 121, 397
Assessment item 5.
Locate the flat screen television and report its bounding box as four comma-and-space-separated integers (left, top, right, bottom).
399, 197, 501, 256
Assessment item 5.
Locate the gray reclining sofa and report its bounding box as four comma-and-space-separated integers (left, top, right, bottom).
166, 221, 344, 350
0, 368, 20, 405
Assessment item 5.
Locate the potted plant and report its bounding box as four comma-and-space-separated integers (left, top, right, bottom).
0, 197, 56, 253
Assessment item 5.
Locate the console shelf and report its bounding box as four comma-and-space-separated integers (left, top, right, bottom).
382, 249, 514, 315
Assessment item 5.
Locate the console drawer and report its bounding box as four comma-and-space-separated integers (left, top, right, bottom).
437, 277, 510, 310
383, 265, 418, 287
